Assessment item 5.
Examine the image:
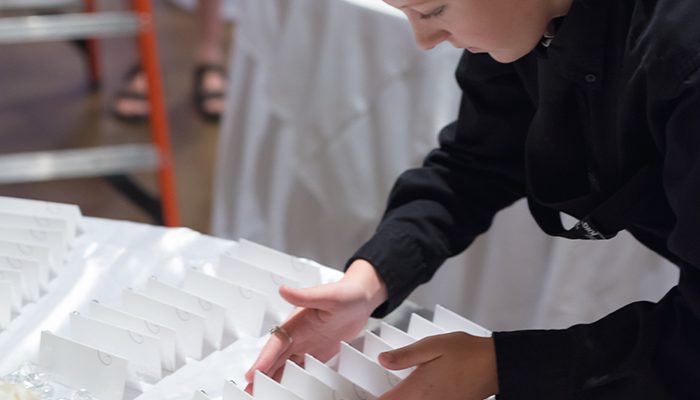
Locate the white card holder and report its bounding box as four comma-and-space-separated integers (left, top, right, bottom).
70, 312, 162, 387
0, 256, 41, 302
144, 277, 226, 350
39, 331, 128, 400
0, 268, 23, 311
234, 239, 322, 286
217, 254, 299, 319
280, 359, 336, 400
378, 322, 415, 349
433, 305, 492, 337
191, 389, 213, 400
0, 227, 67, 270
183, 268, 267, 339
304, 354, 376, 400
89, 301, 182, 371
0, 240, 53, 289
254, 370, 303, 400
0, 211, 68, 237
122, 289, 206, 360
407, 313, 446, 340
0, 281, 12, 329
338, 342, 401, 397
222, 379, 254, 400
362, 331, 412, 379
0, 196, 82, 239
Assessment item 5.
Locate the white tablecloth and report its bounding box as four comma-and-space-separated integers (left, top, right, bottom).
212, 0, 680, 332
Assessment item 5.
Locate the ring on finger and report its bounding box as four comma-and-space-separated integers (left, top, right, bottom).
269, 325, 294, 345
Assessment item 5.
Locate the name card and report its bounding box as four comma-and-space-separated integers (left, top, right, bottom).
0, 256, 40, 301
235, 240, 322, 286
304, 354, 376, 400
407, 313, 445, 340
338, 342, 400, 397
433, 305, 491, 337
281, 360, 336, 400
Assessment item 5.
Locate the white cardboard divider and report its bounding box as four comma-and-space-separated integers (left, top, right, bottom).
304, 354, 377, 400
39, 331, 127, 400
0, 281, 12, 329
433, 305, 492, 337
89, 300, 182, 371
70, 312, 162, 386
0, 240, 52, 288
122, 289, 206, 360
0, 256, 41, 302
222, 379, 254, 400
337, 342, 401, 397
362, 331, 412, 379
254, 370, 303, 400
378, 322, 415, 349
0, 268, 23, 311
281, 360, 336, 400
0, 196, 82, 238
145, 278, 226, 350
407, 313, 446, 340
235, 240, 322, 286
183, 268, 267, 339
217, 254, 298, 320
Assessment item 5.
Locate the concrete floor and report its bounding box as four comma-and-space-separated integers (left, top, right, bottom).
0, 2, 231, 233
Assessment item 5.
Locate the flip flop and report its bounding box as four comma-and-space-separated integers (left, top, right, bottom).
193, 64, 226, 122
112, 65, 149, 124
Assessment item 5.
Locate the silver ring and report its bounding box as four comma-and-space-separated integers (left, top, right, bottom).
269, 325, 294, 345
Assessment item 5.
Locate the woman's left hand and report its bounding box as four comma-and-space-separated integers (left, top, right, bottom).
378, 332, 499, 400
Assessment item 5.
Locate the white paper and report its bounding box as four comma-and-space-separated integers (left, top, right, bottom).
0, 210, 68, 235
407, 313, 446, 340
122, 289, 206, 360
0, 227, 67, 268
433, 305, 491, 337
183, 268, 267, 338
145, 278, 226, 350
70, 312, 162, 386
304, 354, 376, 400
363, 331, 412, 379
0, 256, 40, 301
338, 342, 401, 397
0, 281, 12, 329
0, 240, 52, 288
89, 300, 181, 371
0, 268, 23, 311
222, 379, 254, 400
378, 322, 415, 349
281, 360, 336, 400
0, 196, 82, 238
217, 254, 298, 318
39, 331, 127, 400
235, 239, 322, 286
254, 370, 303, 400
191, 389, 212, 400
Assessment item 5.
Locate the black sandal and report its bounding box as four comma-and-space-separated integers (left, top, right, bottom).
193, 64, 226, 122
112, 65, 149, 124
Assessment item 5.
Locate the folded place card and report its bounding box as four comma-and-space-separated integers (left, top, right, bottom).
0, 268, 23, 311
89, 301, 181, 371
407, 313, 446, 340
0, 256, 40, 301
145, 278, 226, 350
235, 239, 322, 286
378, 322, 415, 349
0, 281, 11, 329
0, 211, 68, 236
254, 370, 303, 400
122, 289, 206, 360
0, 227, 67, 268
216, 255, 298, 320
362, 331, 412, 379
281, 360, 336, 400
338, 342, 401, 397
183, 268, 266, 338
0, 240, 52, 288
70, 312, 162, 386
39, 331, 127, 400
433, 305, 491, 337
0, 196, 82, 238
191, 389, 213, 400
222, 379, 254, 400
304, 354, 376, 400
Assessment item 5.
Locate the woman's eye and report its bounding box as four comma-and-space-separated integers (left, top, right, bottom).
419, 5, 446, 19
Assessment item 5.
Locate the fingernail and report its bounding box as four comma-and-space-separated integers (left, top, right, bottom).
380, 351, 395, 364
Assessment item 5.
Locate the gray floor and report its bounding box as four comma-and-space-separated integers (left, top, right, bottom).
0, 2, 231, 233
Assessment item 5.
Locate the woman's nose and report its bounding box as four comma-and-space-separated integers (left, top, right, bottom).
413, 27, 451, 49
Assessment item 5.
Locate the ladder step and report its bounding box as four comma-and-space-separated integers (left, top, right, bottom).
0, 0, 80, 11
0, 144, 161, 183
0, 11, 141, 43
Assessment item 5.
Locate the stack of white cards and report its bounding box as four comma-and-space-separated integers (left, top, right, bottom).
0, 196, 83, 331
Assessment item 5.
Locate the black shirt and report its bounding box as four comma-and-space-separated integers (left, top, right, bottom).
348, 0, 700, 397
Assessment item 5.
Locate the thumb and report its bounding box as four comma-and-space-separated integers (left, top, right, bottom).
279, 283, 342, 310
378, 338, 442, 370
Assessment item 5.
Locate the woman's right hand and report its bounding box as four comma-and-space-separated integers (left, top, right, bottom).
245, 259, 388, 388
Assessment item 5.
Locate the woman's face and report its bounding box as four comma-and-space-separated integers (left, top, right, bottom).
384, 0, 566, 63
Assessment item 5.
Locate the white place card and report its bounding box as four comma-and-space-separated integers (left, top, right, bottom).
433, 305, 491, 337
217, 254, 298, 318
407, 313, 446, 340
0, 196, 82, 238
39, 331, 127, 400
183, 268, 266, 338
338, 342, 401, 397
0, 256, 40, 301
362, 331, 412, 379
0, 281, 12, 329
0, 268, 23, 311
281, 360, 336, 400
222, 379, 254, 400
70, 312, 162, 386
0, 227, 67, 267
145, 278, 226, 350
0, 211, 68, 236
378, 322, 415, 349
191, 389, 212, 400
235, 239, 322, 286
89, 301, 181, 371
0, 240, 52, 288
254, 370, 303, 400
122, 289, 206, 360
304, 354, 376, 400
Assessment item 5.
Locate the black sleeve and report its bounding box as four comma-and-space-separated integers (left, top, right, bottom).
346, 51, 536, 317
494, 67, 700, 399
